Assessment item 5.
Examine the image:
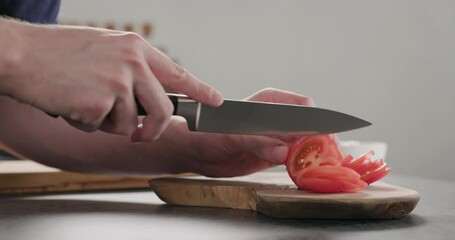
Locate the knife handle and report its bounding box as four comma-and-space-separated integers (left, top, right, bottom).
46, 94, 200, 131
135, 94, 183, 116
137, 93, 199, 131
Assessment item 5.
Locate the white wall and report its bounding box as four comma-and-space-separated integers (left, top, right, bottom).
60, 0, 455, 181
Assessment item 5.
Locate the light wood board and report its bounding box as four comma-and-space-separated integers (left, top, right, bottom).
0, 160, 156, 195
149, 172, 420, 219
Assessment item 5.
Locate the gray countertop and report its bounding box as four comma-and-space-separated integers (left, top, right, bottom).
1, 173, 454, 240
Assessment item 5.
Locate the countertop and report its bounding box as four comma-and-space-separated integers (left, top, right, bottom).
1, 173, 454, 240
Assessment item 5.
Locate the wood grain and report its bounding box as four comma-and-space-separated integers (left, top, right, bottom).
0, 160, 156, 195
149, 172, 420, 219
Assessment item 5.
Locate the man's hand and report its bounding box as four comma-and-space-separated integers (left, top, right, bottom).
172, 88, 316, 177
0, 18, 223, 142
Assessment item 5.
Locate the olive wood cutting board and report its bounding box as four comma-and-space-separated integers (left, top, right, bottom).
0, 160, 157, 195
149, 172, 420, 219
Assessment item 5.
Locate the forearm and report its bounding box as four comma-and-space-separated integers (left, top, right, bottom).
0, 96, 193, 175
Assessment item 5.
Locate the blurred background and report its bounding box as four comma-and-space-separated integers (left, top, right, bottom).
55, 0, 455, 181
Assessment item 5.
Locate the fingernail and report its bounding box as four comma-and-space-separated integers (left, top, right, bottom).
272, 145, 289, 164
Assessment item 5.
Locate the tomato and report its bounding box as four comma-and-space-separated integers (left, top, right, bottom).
285, 135, 343, 187
284, 135, 390, 193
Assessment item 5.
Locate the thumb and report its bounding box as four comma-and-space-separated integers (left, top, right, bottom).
227, 135, 289, 164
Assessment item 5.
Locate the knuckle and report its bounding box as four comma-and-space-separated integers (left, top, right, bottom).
120, 45, 142, 62
129, 58, 149, 79
147, 102, 173, 126
80, 100, 111, 124
121, 32, 145, 46
70, 118, 98, 133
111, 80, 130, 97
106, 68, 132, 96
116, 46, 149, 81
151, 108, 171, 125
163, 99, 175, 117
170, 63, 188, 82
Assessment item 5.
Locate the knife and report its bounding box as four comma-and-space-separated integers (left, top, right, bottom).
136, 94, 371, 136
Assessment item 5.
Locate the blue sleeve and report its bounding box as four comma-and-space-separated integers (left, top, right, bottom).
0, 0, 61, 24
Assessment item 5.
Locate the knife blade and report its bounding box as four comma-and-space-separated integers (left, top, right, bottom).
136, 94, 371, 136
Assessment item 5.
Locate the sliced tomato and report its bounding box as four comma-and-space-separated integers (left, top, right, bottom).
285, 135, 342, 186
341, 151, 390, 184
296, 166, 367, 193
361, 164, 390, 184
341, 155, 354, 166
284, 135, 390, 193
342, 151, 374, 174
352, 159, 384, 177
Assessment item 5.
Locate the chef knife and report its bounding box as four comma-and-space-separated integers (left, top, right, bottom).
136, 94, 371, 136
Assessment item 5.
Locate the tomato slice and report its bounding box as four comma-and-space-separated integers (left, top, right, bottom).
296, 166, 367, 193
341, 155, 354, 166
285, 135, 343, 188
353, 159, 384, 177
342, 150, 374, 173
284, 135, 390, 193
341, 150, 390, 184
361, 164, 390, 184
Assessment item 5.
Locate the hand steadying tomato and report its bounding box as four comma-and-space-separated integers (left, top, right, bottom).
285, 135, 390, 193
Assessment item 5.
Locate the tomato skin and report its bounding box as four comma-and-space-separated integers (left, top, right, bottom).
285, 135, 390, 193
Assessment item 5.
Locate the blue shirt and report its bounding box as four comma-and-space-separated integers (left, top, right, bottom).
0, 0, 60, 24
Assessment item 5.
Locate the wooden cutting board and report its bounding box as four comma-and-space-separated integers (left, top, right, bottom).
149, 172, 420, 219
0, 160, 158, 195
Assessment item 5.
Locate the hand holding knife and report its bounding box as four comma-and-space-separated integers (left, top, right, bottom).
48, 93, 371, 136
136, 94, 371, 136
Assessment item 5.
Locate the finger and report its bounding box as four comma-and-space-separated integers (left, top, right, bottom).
331, 134, 340, 146
63, 117, 99, 133
226, 135, 289, 164
144, 46, 223, 106
62, 104, 111, 132
98, 96, 138, 135
130, 70, 174, 142
246, 88, 315, 106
